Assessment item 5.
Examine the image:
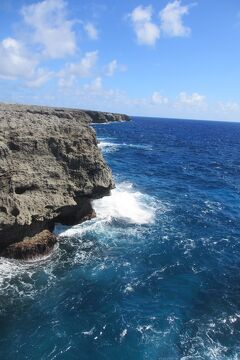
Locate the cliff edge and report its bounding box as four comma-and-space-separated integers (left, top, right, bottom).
0, 104, 128, 258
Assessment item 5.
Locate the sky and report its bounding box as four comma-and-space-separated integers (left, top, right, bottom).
0, 0, 240, 121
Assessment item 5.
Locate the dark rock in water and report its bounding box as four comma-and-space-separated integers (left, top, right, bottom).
0, 103, 128, 257
0, 230, 57, 260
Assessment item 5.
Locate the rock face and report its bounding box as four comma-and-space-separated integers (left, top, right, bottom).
0, 103, 127, 257
85, 110, 130, 123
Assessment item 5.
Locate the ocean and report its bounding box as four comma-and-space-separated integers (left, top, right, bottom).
0, 117, 240, 359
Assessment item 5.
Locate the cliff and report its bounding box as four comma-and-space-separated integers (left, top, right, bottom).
0, 104, 128, 259
85, 110, 130, 123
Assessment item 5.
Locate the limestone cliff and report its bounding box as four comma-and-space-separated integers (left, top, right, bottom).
0, 104, 127, 257
85, 110, 130, 123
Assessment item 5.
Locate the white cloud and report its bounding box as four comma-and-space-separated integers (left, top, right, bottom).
66, 51, 98, 77
91, 77, 102, 91
105, 59, 127, 77
59, 50, 97, 83
58, 74, 75, 90
131, 5, 152, 22
128, 2, 194, 45
178, 91, 205, 106
128, 5, 160, 46
0, 37, 37, 80
21, 0, 76, 59
160, 0, 192, 37
26, 68, 54, 87
105, 60, 118, 76
84, 22, 98, 40
219, 101, 240, 113
0, 37, 55, 88
137, 22, 161, 46
58, 51, 98, 89
84, 77, 103, 93
0, 1, 88, 87
59, 53, 127, 91
73, 81, 130, 111
152, 91, 169, 105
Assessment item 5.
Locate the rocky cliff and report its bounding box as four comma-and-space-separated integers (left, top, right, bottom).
0, 104, 127, 259
85, 110, 130, 123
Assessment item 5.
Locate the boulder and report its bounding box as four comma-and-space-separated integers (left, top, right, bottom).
0, 230, 57, 260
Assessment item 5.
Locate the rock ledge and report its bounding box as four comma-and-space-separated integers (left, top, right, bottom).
0, 103, 129, 259
0, 230, 57, 260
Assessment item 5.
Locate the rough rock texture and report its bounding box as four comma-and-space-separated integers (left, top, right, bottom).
85, 110, 130, 123
0, 230, 57, 260
0, 103, 126, 256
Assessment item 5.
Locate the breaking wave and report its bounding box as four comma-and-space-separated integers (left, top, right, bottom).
55, 182, 159, 239
0, 252, 58, 304
93, 182, 156, 224
98, 138, 152, 153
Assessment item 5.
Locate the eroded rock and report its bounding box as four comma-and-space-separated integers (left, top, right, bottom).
0, 103, 127, 257
85, 110, 130, 123
0, 230, 57, 260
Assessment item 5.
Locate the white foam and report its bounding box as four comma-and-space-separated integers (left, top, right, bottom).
98, 141, 120, 153
98, 140, 114, 147
120, 329, 128, 342
93, 182, 156, 225
98, 141, 152, 153
56, 219, 104, 238
128, 143, 152, 150
82, 327, 95, 336
56, 182, 158, 239
0, 250, 59, 301
124, 284, 134, 294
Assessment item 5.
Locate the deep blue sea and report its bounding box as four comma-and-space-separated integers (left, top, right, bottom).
1, 117, 240, 359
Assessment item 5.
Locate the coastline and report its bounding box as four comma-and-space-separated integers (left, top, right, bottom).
0, 103, 130, 259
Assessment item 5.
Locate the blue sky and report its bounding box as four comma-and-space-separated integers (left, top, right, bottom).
0, 0, 240, 120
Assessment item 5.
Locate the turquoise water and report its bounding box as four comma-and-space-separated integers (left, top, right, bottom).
1, 117, 240, 359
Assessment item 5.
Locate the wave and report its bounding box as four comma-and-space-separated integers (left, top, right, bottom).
0, 252, 58, 303
180, 314, 240, 359
0, 182, 159, 305
56, 182, 159, 239
93, 182, 156, 224
98, 141, 120, 153
93, 121, 125, 126
98, 139, 152, 153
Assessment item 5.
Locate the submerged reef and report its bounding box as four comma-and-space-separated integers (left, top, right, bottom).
0, 103, 129, 259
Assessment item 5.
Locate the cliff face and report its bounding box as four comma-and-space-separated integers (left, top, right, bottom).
0, 104, 123, 256
85, 110, 130, 123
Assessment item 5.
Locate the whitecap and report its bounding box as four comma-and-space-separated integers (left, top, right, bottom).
56, 219, 105, 238
120, 329, 128, 342
124, 284, 134, 294
98, 141, 120, 153
56, 182, 158, 240
0, 255, 57, 303
92, 182, 156, 225
82, 327, 95, 336
98, 140, 152, 153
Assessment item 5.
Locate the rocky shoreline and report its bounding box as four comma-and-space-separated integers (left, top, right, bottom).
0, 103, 130, 260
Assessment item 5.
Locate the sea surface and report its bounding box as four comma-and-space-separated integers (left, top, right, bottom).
1, 117, 240, 360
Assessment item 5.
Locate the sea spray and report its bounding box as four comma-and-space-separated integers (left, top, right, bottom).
55, 182, 158, 239
93, 182, 156, 224
98, 138, 152, 153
